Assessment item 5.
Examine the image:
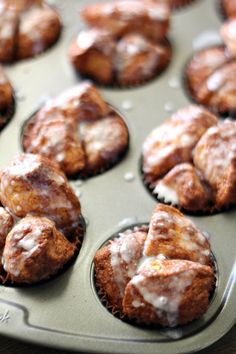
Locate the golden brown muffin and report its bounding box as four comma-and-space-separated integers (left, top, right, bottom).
142, 107, 236, 213
22, 83, 129, 177
94, 227, 147, 312
193, 120, 236, 209
69, 0, 171, 87
122, 258, 214, 326
94, 205, 214, 326
143, 204, 211, 265
2, 216, 75, 284
221, 0, 236, 18
142, 105, 218, 184
0, 207, 13, 254
185, 20, 236, 115
0, 0, 61, 62
0, 153, 81, 237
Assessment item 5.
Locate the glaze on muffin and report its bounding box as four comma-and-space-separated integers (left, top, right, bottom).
0, 153, 84, 284
0, 0, 61, 62
142, 105, 236, 213
185, 19, 236, 115
22, 82, 129, 178
69, 0, 171, 87
94, 204, 214, 326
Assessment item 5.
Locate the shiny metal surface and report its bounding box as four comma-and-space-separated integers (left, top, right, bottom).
0, 0, 235, 353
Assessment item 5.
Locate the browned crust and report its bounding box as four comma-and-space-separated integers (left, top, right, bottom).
122, 259, 214, 326
0, 1, 62, 62
22, 84, 129, 178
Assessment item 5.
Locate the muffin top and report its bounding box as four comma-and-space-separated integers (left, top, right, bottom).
0, 0, 61, 62
185, 19, 236, 115
0, 153, 84, 284
94, 204, 214, 326
69, 0, 171, 87
142, 105, 236, 213
22, 82, 129, 178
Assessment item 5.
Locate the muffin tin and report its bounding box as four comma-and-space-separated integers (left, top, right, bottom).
0, 0, 235, 353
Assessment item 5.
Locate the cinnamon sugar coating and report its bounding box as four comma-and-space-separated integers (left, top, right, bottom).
186, 20, 236, 115
142, 105, 236, 213
142, 105, 217, 184
2, 216, 75, 284
69, 0, 171, 87
0, 153, 84, 285
94, 205, 214, 326
0, 0, 61, 62
0, 153, 81, 237
22, 82, 129, 177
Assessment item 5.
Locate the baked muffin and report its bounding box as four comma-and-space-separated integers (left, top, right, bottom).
185, 20, 236, 115
94, 204, 214, 326
0, 0, 61, 62
69, 0, 171, 87
2, 216, 75, 284
0, 66, 14, 130
221, 0, 236, 18
22, 82, 129, 178
0, 153, 84, 284
142, 105, 236, 213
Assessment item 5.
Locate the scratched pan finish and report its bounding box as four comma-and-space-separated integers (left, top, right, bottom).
0, 0, 235, 353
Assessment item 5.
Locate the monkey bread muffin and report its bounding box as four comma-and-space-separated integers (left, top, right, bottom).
69, 0, 172, 87
22, 82, 129, 178
142, 105, 236, 213
0, 153, 84, 284
0, 0, 61, 62
94, 204, 215, 326
185, 18, 236, 115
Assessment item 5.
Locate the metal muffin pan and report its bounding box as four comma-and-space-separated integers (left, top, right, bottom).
0, 0, 235, 353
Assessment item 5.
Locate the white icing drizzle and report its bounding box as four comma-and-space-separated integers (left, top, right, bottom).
3, 220, 43, 276
207, 72, 223, 92
110, 231, 145, 296
194, 120, 236, 183
143, 209, 210, 264
115, 34, 159, 76
154, 182, 179, 205
131, 263, 194, 327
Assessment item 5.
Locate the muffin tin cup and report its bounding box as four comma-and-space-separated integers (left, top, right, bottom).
0, 0, 235, 353
20, 104, 130, 179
